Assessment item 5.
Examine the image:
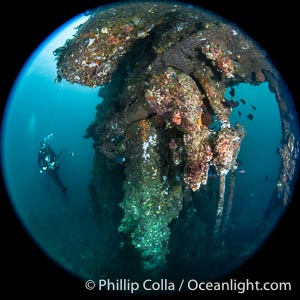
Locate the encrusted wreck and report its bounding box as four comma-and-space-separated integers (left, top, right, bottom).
54, 1, 298, 271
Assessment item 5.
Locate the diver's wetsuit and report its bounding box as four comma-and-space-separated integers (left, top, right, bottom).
38, 142, 67, 193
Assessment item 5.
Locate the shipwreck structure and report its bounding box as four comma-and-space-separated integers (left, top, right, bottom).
54, 2, 298, 272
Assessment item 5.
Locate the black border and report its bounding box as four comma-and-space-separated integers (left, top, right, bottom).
1, 0, 299, 297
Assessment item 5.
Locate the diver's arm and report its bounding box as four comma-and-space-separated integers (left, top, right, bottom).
38, 153, 45, 173
57, 149, 66, 159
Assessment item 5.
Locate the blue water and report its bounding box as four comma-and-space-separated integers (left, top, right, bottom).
1, 15, 102, 278
3, 74, 99, 214
226, 83, 282, 233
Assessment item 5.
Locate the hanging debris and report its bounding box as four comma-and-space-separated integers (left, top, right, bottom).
212, 124, 246, 234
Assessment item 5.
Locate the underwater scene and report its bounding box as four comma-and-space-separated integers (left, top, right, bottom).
1, 0, 299, 296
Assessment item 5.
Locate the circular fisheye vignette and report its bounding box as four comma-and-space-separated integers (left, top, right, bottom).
1, 0, 299, 290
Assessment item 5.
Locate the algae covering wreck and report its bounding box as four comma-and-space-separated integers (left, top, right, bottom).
54, 1, 298, 274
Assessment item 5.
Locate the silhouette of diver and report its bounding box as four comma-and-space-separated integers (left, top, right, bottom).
38, 141, 68, 193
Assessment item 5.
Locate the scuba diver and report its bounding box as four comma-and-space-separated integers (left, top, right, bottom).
38, 136, 74, 193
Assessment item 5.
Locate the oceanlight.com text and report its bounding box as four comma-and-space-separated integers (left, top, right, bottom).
85, 278, 292, 294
